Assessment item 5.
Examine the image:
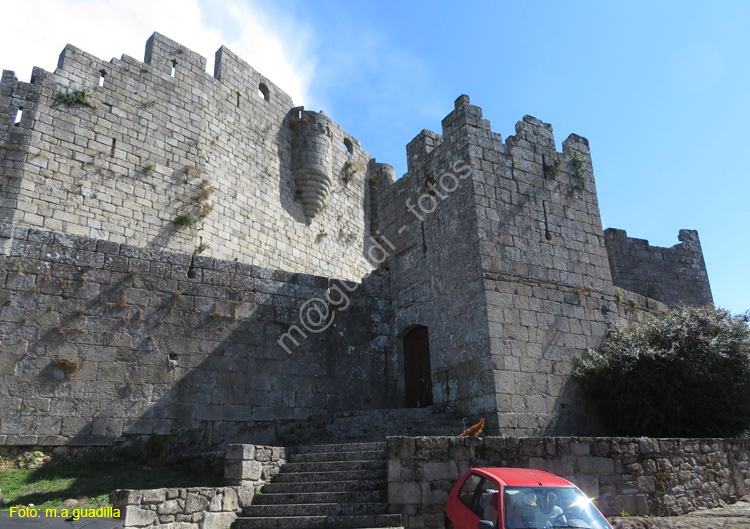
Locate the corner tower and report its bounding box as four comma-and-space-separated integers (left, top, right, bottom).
379, 95, 619, 435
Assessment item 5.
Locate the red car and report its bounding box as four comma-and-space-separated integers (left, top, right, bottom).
445, 468, 615, 529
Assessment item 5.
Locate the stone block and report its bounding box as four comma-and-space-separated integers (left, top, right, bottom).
388, 436, 416, 459
184, 492, 209, 514
157, 499, 181, 515
226, 444, 255, 460
222, 487, 239, 511
141, 489, 167, 504
570, 441, 591, 456
224, 460, 262, 481
423, 460, 458, 481
388, 482, 421, 504
123, 506, 157, 527
577, 456, 615, 474
203, 511, 237, 529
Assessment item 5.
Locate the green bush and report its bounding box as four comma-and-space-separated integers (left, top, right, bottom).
574, 305, 750, 437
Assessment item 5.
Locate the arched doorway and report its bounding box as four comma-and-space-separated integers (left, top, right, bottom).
403, 326, 433, 408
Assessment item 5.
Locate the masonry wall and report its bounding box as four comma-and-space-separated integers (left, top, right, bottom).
375, 96, 678, 436
387, 436, 750, 529
0, 33, 376, 282
471, 110, 621, 435
376, 96, 494, 425
0, 226, 394, 448
604, 228, 713, 307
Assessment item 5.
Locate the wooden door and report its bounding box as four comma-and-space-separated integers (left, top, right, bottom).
403, 326, 433, 408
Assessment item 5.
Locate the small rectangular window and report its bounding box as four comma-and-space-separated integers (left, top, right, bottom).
14, 107, 23, 125
99, 70, 106, 87
170, 59, 177, 77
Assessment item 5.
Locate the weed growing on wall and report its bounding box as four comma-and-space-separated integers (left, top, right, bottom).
57, 89, 93, 108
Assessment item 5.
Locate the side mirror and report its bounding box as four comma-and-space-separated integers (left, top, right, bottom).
478, 521, 495, 529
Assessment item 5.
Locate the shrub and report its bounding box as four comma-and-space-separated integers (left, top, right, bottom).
574, 305, 750, 437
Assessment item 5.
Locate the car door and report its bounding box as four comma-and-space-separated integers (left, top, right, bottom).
448, 473, 501, 529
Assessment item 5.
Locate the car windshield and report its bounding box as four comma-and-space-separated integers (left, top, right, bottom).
502, 486, 611, 529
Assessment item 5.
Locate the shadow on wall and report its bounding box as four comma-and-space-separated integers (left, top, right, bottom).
0, 230, 396, 451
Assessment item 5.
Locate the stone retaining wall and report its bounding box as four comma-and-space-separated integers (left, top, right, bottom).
387, 436, 750, 529
111, 443, 285, 529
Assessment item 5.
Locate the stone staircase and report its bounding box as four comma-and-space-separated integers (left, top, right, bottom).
322, 406, 464, 442
232, 442, 402, 529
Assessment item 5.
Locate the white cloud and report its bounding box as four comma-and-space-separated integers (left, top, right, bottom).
0, 0, 314, 104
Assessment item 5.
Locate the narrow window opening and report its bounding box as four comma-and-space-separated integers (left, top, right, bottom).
170, 59, 177, 78
14, 107, 23, 126
110, 138, 116, 157
343, 138, 353, 153
258, 83, 270, 102
543, 200, 553, 241
98, 70, 106, 87
236, 92, 240, 108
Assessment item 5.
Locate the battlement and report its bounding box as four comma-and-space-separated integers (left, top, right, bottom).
1, 32, 374, 282
604, 228, 713, 307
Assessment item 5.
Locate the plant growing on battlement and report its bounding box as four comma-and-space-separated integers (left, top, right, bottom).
57, 89, 93, 108
142, 163, 155, 173
574, 305, 750, 437
543, 156, 561, 179
316, 230, 328, 242
572, 152, 586, 188
174, 213, 195, 228
52, 357, 79, 378
197, 242, 209, 254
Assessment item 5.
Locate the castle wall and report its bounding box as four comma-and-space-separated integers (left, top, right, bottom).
375, 99, 495, 425
472, 109, 620, 435
0, 33, 376, 283
0, 226, 393, 448
604, 228, 713, 307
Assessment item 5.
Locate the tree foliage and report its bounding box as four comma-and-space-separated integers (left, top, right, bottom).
574, 305, 750, 437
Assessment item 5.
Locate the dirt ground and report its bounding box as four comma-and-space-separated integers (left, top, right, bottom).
619, 496, 750, 529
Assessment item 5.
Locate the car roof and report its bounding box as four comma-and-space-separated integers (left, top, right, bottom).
469, 468, 576, 487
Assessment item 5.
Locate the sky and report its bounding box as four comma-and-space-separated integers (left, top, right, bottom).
0, 0, 747, 314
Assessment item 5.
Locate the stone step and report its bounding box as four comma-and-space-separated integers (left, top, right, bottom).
270, 469, 387, 483
253, 490, 385, 505
262, 480, 385, 494
295, 442, 386, 454
322, 408, 463, 441
232, 513, 402, 529
281, 460, 385, 474
289, 450, 384, 464
244, 502, 388, 518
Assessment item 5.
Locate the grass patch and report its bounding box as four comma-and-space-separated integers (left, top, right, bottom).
0, 447, 222, 512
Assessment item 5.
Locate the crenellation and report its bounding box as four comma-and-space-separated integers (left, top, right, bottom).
604, 228, 712, 307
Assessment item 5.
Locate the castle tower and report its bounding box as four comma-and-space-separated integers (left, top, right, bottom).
290, 108, 334, 223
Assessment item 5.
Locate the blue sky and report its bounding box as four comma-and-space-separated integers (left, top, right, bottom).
1, 1, 747, 314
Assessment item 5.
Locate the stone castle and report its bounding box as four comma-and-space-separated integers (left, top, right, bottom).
0, 33, 713, 449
